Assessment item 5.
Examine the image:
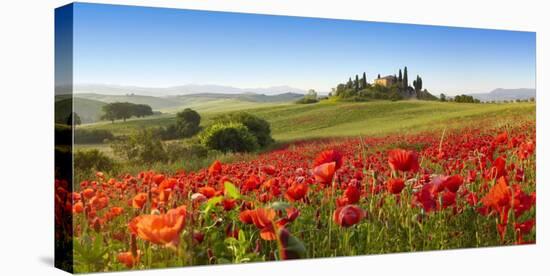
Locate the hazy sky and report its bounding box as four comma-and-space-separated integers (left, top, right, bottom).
73, 3, 536, 95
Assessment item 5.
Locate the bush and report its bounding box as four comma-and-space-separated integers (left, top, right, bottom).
153, 124, 180, 141
74, 149, 115, 173
295, 97, 319, 104
165, 142, 208, 162
110, 129, 167, 163
75, 129, 114, 144
199, 122, 258, 153
213, 112, 273, 147
176, 108, 201, 138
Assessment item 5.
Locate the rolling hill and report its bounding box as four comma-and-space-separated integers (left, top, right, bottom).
74, 92, 304, 123
81, 100, 535, 140
55, 97, 107, 124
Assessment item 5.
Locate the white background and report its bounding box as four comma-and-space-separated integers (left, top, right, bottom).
0, 0, 548, 275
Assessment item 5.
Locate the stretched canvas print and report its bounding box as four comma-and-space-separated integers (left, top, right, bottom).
55, 2, 536, 273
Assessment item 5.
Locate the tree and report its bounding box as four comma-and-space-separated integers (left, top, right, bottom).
101, 104, 118, 123
354, 74, 359, 92
377, 74, 381, 79
413, 75, 423, 93
101, 102, 154, 123
175, 108, 201, 138
398, 69, 403, 85
346, 78, 353, 89
361, 72, 367, 89
403, 66, 409, 88
440, 93, 447, 102
306, 89, 318, 99
133, 104, 153, 118
113, 102, 133, 122
296, 89, 319, 104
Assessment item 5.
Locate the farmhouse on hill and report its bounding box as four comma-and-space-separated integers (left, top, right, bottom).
374, 75, 397, 87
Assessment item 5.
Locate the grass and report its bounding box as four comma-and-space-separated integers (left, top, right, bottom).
79, 100, 535, 141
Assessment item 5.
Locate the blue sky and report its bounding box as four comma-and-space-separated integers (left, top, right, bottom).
72, 3, 536, 95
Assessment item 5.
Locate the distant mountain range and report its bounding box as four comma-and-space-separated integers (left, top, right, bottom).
75, 84, 307, 96
469, 88, 535, 102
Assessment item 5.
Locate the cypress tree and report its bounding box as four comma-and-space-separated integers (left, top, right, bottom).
362, 72, 367, 88
403, 67, 408, 88
355, 74, 359, 92
398, 69, 403, 84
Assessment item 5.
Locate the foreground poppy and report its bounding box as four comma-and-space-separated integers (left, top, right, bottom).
388, 149, 420, 173
129, 206, 187, 247
386, 178, 405, 194
285, 182, 309, 202
313, 149, 343, 170
312, 162, 336, 184
249, 208, 277, 240
333, 205, 364, 227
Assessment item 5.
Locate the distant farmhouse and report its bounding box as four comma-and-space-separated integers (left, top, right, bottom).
374, 75, 397, 87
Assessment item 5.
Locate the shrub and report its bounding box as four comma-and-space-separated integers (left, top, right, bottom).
75, 129, 114, 144
111, 129, 167, 163
165, 142, 208, 162
74, 149, 115, 173
213, 112, 273, 147
176, 108, 201, 138
295, 97, 319, 104
199, 122, 258, 153
153, 124, 180, 141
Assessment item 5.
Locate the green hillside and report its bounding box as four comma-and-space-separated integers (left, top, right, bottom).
76, 93, 183, 109
74, 98, 107, 123
74, 93, 303, 123
55, 97, 107, 124
80, 100, 535, 141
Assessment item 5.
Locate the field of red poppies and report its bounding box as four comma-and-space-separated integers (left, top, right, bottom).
55, 117, 536, 272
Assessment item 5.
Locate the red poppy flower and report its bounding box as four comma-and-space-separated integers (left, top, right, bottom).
73, 201, 84, 214
208, 160, 222, 175
132, 193, 147, 209
285, 182, 308, 202
442, 175, 463, 193
222, 198, 237, 211
481, 177, 512, 210
333, 205, 364, 227
250, 208, 277, 240
494, 131, 508, 144
386, 178, 405, 194
337, 186, 361, 206
198, 186, 217, 198
313, 149, 343, 170
130, 205, 187, 247
239, 209, 254, 224
152, 174, 165, 185
262, 165, 277, 175
388, 149, 420, 172
117, 251, 141, 268
313, 162, 336, 184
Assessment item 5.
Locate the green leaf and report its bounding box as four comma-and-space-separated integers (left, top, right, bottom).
238, 229, 246, 243
203, 195, 223, 215
224, 181, 241, 199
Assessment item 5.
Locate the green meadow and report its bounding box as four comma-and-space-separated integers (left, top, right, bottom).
79, 99, 535, 142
